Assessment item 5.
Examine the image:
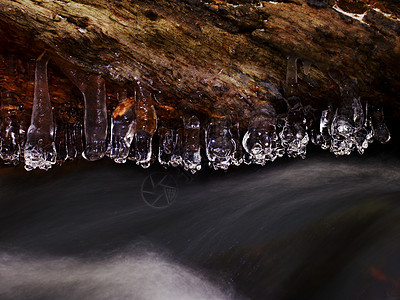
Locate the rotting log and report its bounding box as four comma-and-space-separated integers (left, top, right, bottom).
0, 0, 399, 138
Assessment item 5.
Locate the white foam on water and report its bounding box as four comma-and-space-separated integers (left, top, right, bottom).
0, 250, 239, 300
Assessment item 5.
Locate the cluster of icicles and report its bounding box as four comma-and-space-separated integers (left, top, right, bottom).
0, 54, 391, 173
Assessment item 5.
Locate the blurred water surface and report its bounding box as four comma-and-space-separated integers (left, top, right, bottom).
0, 151, 399, 299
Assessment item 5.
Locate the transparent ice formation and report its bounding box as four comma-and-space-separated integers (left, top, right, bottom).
330, 82, 370, 156
63, 68, 108, 161
231, 122, 244, 166
24, 53, 57, 171
318, 106, 334, 150
109, 98, 136, 164
242, 104, 280, 165
205, 117, 236, 170
182, 116, 202, 173
158, 127, 173, 167
0, 114, 20, 165
279, 97, 309, 159
134, 90, 157, 168
158, 126, 183, 168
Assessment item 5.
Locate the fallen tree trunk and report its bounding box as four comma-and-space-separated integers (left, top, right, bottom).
0, 0, 399, 136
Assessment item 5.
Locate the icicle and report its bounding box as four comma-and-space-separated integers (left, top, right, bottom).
158, 127, 174, 167
63, 67, 108, 161
285, 55, 298, 96
24, 52, 57, 171
158, 124, 183, 168
330, 80, 366, 156
109, 97, 136, 163
134, 89, 157, 168
0, 114, 20, 165
369, 104, 391, 144
182, 116, 202, 173
318, 106, 334, 150
231, 122, 244, 166
242, 104, 279, 165
279, 97, 309, 159
170, 128, 183, 167
205, 116, 236, 170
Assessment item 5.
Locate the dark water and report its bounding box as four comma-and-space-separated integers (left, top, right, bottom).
0, 150, 399, 299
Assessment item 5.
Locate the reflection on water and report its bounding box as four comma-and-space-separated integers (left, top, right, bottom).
0, 151, 399, 299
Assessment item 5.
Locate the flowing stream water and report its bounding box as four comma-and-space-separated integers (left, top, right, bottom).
0, 149, 399, 299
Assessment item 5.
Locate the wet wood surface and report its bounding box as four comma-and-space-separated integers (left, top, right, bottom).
0, 0, 399, 130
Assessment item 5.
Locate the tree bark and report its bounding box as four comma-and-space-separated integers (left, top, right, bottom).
0, 0, 399, 130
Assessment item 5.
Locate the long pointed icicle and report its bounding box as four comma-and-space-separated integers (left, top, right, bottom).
24, 52, 57, 171
63, 68, 108, 161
